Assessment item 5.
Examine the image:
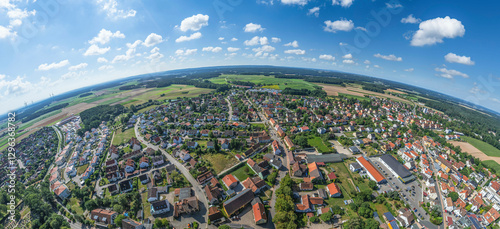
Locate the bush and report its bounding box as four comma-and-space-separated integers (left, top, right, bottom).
310, 216, 319, 223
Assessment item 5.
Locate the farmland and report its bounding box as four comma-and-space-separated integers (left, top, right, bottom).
209, 74, 318, 90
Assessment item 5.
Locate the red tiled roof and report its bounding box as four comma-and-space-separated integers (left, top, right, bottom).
357, 157, 385, 183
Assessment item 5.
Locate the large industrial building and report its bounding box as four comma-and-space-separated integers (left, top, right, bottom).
379, 154, 416, 184
356, 156, 387, 184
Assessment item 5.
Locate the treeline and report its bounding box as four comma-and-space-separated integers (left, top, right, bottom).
79, 92, 93, 98
282, 88, 327, 98
119, 84, 143, 90
361, 84, 388, 93
22, 103, 69, 123
139, 77, 230, 93
79, 104, 126, 133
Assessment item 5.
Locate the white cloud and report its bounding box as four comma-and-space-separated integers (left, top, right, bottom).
411, 16, 465, 46
319, 54, 335, 61
308, 7, 320, 17
271, 37, 281, 43
324, 19, 354, 33
386, 2, 402, 8
175, 32, 202, 43
343, 59, 354, 64
231, 38, 238, 41
97, 57, 108, 63
244, 23, 265, 33
68, 63, 88, 71
227, 47, 240, 52
284, 40, 299, 48
244, 36, 269, 46
363, 60, 371, 65
150, 47, 160, 53
284, 49, 305, 55
342, 53, 352, 59
374, 53, 403, 61
444, 53, 475, 65
435, 67, 469, 79
96, 0, 136, 19
332, 0, 353, 8
339, 42, 348, 46
253, 45, 275, 53
89, 29, 125, 45
202, 46, 223, 53
147, 52, 164, 61
143, 33, 163, 47
404, 68, 414, 72
6, 8, 36, 27
179, 14, 209, 32
61, 71, 87, 80
374, 65, 380, 68
0, 26, 15, 39
38, 60, 69, 71
0, 76, 33, 96
218, 37, 224, 41
281, 0, 309, 6
98, 65, 114, 71
175, 49, 198, 56
84, 44, 110, 56
401, 14, 421, 24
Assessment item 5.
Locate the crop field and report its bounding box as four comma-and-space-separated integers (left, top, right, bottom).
461, 136, 500, 157
209, 74, 318, 90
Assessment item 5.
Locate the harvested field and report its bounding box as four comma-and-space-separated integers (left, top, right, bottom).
317, 84, 365, 97
449, 140, 500, 165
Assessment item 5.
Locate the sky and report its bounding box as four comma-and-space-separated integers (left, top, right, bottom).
1, 0, 500, 114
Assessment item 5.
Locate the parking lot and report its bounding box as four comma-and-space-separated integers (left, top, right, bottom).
372, 157, 430, 222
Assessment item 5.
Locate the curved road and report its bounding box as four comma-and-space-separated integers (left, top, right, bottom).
134, 119, 209, 228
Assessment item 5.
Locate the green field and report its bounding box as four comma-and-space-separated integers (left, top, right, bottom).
205, 153, 239, 174
483, 160, 500, 172
462, 136, 500, 157
209, 74, 318, 90
77, 164, 89, 175
338, 93, 370, 101
232, 164, 255, 181
112, 128, 136, 145
307, 136, 331, 153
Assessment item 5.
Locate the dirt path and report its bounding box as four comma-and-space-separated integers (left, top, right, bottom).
449, 141, 500, 164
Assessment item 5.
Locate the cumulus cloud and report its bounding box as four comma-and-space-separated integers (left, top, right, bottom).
0, 76, 33, 96
444, 53, 475, 65
342, 53, 352, 59
38, 60, 70, 71
202, 46, 223, 53
97, 57, 108, 63
227, 47, 240, 52
7, 8, 36, 27
386, 2, 402, 8
231, 38, 238, 41
284, 40, 299, 48
99, 65, 114, 71
89, 29, 125, 45
363, 60, 371, 65
96, 0, 136, 19
244, 36, 269, 46
284, 49, 305, 55
401, 14, 421, 24
143, 33, 163, 47
404, 68, 415, 72
175, 32, 202, 43
411, 16, 465, 46
179, 14, 209, 32
435, 67, 468, 79
271, 37, 281, 43
175, 49, 198, 56
308, 7, 320, 17
332, 0, 353, 8
319, 54, 335, 61
324, 19, 354, 33
374, 53, 403, 61
343, 59, 355, 64
84, 44, 111, 56
0, 26, 15, 39
68, 63, 88, 71
244, 23, 265, 33
281, 0, 309, 6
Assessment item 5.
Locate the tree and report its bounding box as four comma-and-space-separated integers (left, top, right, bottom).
448, 191, 459, 202
218, 226, 231, 229
320, 211, 333, 222
331, 205, 344, 215
364, 218, 380, 229
310, 216, 319, 223
114, 215, 126, 226
344, 217, 364, 229
113, 204, 123, 213
368, 180, 378, 190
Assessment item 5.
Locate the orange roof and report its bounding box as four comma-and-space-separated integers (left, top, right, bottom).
357, 157, 385, 183
253, 203, 267, 223
222, 174, 238, 187
326, 183, 341, 196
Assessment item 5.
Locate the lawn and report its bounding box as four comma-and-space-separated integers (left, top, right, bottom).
66, 181, 76, 191
462, 136, 500, 157
141, 192, 152, 219
112, 128, 136, 145
329, 162, 356, 194
371, 203, 390, 223
307, 136, 332, 153
209, 74, 318, 90
232, 164, 255, 181
67, 197, 84, 215
77, 164, 89, 175
338, 93, 370, 102
205, 153, 239, 174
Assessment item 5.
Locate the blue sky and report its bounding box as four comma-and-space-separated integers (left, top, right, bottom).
1, 0, 500, 114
